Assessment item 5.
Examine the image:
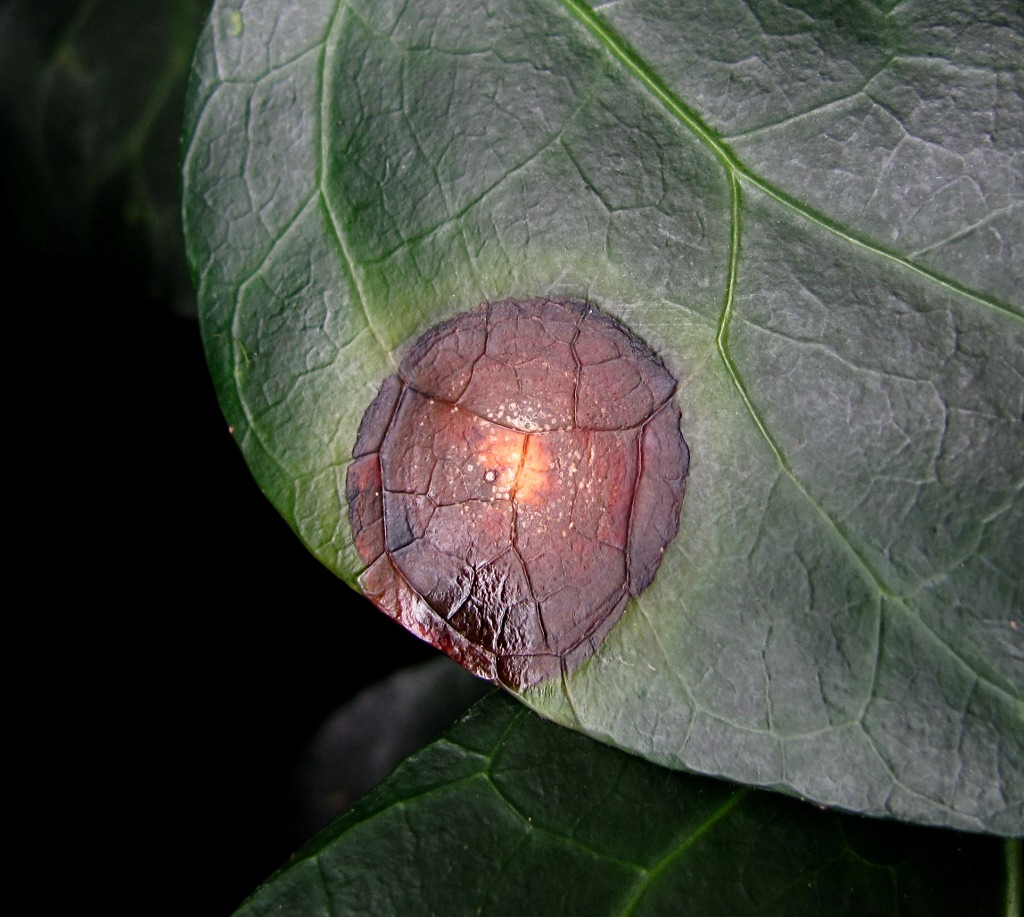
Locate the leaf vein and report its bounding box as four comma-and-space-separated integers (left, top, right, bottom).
618, 787, 750, 915
319, 0, 392, 363
557, 0, 1022, 708
554, 0, 1022, 323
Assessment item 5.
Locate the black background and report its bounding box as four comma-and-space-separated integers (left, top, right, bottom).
1, 3, 438, 910
131, 299, 438, 913
29, 243, 437, 913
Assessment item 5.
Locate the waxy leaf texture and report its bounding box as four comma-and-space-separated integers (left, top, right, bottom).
183, 0, 1024, 832
234, 693, 1014, 917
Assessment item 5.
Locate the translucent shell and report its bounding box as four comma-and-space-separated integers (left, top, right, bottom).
347, 298, 688, 689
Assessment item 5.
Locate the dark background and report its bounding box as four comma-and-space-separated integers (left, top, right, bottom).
121, 304, 438, 913
0, 2, 442, 912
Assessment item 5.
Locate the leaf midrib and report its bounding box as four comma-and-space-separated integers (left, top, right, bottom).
555, 0, 1020, 707
557, 0, 1021, 322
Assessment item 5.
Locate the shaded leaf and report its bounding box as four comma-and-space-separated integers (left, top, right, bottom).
0, 0, 209, 311
235, 693, 1014, 917
294, 658, 490, 837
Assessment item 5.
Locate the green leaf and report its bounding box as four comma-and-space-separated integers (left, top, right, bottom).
234, 692, 1015, 917
182, 0, 1024, 832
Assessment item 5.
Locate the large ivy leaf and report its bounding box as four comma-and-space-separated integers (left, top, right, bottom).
234, 692, 1016, 916
182, 0, 1024, 832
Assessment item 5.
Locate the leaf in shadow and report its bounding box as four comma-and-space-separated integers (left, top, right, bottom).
235, 693, 1013, 917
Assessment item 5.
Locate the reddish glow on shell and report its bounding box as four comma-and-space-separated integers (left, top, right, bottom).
346, 298, 688, 689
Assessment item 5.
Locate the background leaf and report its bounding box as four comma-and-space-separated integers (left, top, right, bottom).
182, 0, 1023, 832
0, 0, 209, 312
235, 692, 1016, 917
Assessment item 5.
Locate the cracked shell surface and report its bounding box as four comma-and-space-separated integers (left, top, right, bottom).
347, 298, 688, 689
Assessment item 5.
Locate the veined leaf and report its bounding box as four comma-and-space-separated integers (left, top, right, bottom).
234, 692, 1015, 916
182, 0, 1023, 832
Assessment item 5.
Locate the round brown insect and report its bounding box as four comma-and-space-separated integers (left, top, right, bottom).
346, 298, 688, 689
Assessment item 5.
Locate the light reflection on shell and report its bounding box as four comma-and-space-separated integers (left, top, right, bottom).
346, 297, 688, 689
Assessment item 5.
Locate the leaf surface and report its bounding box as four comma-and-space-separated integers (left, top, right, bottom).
182, 0, 1024, 831
234, 692, 1014, 917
